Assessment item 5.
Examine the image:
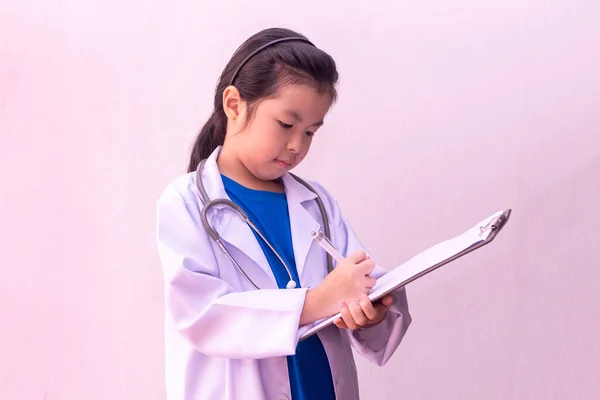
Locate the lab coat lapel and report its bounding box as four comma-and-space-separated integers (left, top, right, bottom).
196, 148, 276, 287
217, 211, 277, 286
281, 173, 322, 281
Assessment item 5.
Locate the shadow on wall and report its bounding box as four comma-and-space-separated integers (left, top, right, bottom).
509, 155, 600, 398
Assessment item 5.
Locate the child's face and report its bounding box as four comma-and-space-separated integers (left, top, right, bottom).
235, 84, 333, 181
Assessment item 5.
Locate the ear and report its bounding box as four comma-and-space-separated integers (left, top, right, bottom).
222, 85, 246, 123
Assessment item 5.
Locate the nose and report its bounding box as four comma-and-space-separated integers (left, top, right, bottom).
287, 132, 304, 154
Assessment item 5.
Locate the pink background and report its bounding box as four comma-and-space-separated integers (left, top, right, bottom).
1, 0, 599, 399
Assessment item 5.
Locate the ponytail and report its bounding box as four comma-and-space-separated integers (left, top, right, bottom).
187, 109, 227, 173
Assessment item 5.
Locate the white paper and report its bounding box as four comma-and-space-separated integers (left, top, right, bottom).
298, 209, 508, 341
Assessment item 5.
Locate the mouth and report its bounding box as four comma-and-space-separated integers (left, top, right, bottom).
275, 159, 293, 168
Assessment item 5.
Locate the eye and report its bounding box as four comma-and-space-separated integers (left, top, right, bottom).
305, 131, 315, 137
278, 121, 293, 129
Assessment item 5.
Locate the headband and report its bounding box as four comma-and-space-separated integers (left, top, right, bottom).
229, 37, 315, 86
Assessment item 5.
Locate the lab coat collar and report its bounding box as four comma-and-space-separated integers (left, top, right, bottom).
196, 146, 322, 286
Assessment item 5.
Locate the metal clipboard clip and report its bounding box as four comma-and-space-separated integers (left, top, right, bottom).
479, 209, 512, 238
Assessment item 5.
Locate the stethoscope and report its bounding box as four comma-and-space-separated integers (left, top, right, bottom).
196, 159, 334, 290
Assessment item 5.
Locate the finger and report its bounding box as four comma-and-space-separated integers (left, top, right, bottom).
340, 303, 359, 330
348, 301, 369, 327
362, 275, 377, 290
370, 303, 388, 325
346, 249, 367, 264
359, 294, 378, 320
357, 258, 376, 275
380, 294, 394, 308
333, 317, 348, 329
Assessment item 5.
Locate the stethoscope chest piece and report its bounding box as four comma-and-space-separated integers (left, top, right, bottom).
286, 280, 297, 289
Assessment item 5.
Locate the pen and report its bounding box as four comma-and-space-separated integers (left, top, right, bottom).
311, 230, 345, 263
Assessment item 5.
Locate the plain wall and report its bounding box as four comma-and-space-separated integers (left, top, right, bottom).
1, 0, 599, 399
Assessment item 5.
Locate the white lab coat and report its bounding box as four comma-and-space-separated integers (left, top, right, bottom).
156, 147, 411, 400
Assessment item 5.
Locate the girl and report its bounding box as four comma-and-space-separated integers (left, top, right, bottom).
156, 27, 411, 400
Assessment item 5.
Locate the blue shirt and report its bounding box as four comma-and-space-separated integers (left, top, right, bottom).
221, 175, 336, 400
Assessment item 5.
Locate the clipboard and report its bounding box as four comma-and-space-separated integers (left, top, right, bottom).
298, 208, 512, 341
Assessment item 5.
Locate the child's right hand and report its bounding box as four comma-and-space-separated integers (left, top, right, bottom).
319, 250, 376, 306
300, 250, 376, 324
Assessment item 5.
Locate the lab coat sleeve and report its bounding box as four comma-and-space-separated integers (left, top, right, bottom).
342, 225, 412, 367
310, 181, 412, 367
156, 187, 307, 360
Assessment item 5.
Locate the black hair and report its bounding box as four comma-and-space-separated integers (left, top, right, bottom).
187, 27, 339, 173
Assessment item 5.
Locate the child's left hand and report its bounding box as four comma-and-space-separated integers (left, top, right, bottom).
333, 293, 394, 330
